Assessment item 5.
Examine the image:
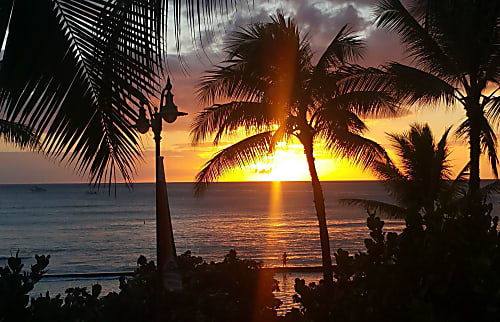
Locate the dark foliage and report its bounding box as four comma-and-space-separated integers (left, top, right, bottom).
0, 251, 50, 321
0, 250, 281, 322
286, 204, 500, 322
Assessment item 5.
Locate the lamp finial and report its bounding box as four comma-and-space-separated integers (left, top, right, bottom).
166, 76, 172, 91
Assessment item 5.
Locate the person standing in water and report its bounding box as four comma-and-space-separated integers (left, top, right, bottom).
282, 252, 287, 267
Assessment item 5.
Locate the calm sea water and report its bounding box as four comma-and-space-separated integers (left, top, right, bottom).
4, 181, 485, 310
0, 182, 404, 271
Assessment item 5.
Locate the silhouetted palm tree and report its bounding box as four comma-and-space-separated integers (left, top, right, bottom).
345, 0, 500, 202
341, 124, 467, 218
191, 14, 398, 285
0, 0, 241, 186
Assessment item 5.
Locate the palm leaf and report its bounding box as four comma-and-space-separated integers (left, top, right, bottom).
0, 0, 163, 188
339, 198, 407, 219
445, 162, 469, 201
338, 64, 457, 107
0, 119, 38, 149
197, 63, 267, 105
375, 0, 458, 80
383, 63, 457, 106
0, 0, 13, 55
485, 96, 500, 123
327, 89, 400, 118
191, 101, 275, 145
319, 128, 388, 170
194, 131, 273, 196
314, 25, 364, 73
480, 117, 499, 178
455, 116, 499, 178
1, 0, 247, 189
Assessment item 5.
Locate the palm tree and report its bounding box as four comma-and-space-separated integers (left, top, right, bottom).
191, 14, 398, 285
345, 0, 500, 203
341, 123, 467, 219
0, 0, 243, 187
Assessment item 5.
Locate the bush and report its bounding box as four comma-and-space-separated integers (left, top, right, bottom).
1, 250, 282, 322
0, 251, 49, 321
288, 204, 500, 322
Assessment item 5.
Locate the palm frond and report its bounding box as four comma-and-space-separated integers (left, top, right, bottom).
384, 63, 457, 106
167, 0, 231, 54
319, 128, 388, 169
1, 0, 248, 189
0, 119, 38, 149
455, 116, 499, 178
480, 117, 499, 178
327, 89, 400, 118
198, 12, 311, 106
197, 63, 266, 105
0, 0, 163, 188
269, 123, 294, 153
375, 0, 457, 80
314, 24, 364, 73
485, 96, 500, 123
314, 104, 366, 135
338, 64, 457, 107
0, 0, 13, 54
446, 162, 470, 200
339, 198, 407, 219
194, 131, 273, 196
190, 101, 274, 145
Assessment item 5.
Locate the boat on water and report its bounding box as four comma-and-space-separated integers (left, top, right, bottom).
30, 186, 47, 192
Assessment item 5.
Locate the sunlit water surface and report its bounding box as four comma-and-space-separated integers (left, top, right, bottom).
3, 182, 494, 312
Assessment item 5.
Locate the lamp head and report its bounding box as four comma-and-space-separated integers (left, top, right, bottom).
135, 104, 150, 134
160, 77, 187, 123
160, 77, 178, 123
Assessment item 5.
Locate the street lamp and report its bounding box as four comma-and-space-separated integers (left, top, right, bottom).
135, 77, 187, 291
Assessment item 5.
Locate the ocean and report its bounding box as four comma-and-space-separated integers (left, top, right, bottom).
1, 181, 479, 311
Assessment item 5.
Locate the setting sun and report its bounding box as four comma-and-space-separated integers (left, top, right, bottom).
214, 141, 375, 182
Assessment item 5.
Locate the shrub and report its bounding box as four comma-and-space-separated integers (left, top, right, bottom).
288, 204, 500, 322
0, 251, 49, 321
0, 250, 281, 322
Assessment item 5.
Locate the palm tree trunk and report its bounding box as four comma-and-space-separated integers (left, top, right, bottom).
468, 108, 481, 203
302, 139, 334, 286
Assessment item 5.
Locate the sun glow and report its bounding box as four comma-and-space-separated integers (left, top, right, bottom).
221, 142, 376, 182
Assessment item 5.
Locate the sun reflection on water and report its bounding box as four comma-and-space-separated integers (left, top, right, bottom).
267, 181, 284, 262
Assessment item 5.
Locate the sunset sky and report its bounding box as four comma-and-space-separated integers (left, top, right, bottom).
0, 0, 496, 184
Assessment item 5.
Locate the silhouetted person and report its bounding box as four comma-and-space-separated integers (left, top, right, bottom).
282, 252, 287, 267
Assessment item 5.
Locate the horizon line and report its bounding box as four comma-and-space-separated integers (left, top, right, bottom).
2, 178, 499, 185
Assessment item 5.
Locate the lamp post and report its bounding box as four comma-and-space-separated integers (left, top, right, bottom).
135, 77, 187, 288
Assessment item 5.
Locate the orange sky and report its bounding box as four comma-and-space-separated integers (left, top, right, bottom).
0, 1, 498, 184
1, 105, 496, 184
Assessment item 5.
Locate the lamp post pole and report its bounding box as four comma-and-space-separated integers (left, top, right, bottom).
135, 77, 187, 285
151, 111, 164, 267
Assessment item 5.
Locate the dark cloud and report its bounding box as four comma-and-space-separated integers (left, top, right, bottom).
362, 28, 406, 67
161, 0, 406, 128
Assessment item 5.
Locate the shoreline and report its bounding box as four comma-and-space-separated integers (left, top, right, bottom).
43, 266, 331, 280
